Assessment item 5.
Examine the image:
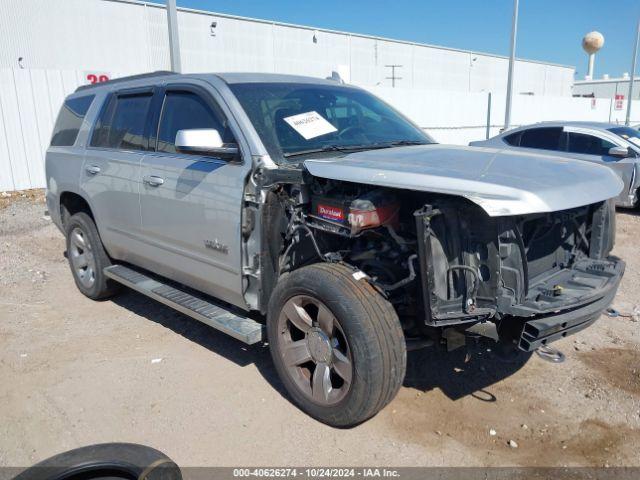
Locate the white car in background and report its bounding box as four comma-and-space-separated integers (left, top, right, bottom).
471, 122, 640, 207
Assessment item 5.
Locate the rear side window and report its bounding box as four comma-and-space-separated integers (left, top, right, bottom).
503, 131, 522, 146
567, 133, 617, 156
50, 95, 95, 147
156, 91, 233, 154
519, 127, 563, 151
91, 93, 153, 151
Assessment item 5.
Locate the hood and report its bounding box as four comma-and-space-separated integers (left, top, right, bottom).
303, 144, 623, 216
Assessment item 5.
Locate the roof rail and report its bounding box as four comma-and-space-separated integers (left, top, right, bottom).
75, 71, 178, 92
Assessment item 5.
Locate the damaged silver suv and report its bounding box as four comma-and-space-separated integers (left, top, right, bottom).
46, 72, 624, 427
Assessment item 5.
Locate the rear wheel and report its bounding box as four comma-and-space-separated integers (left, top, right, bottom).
65, 212, 119, 300
267, 263, 406, 427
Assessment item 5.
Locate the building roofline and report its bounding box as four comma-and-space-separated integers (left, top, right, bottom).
101, 0, 575, 70
574, 77, 639, 85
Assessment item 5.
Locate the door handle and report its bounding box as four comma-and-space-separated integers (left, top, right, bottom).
85, 165, 101, 175
143, 175, 165, 187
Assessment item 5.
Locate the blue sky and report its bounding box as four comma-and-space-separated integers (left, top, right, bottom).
149, 0, 640, 78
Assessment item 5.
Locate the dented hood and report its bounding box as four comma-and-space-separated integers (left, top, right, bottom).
303, 144, 623, 216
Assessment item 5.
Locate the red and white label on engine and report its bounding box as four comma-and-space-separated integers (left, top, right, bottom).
317, 204, 345, 222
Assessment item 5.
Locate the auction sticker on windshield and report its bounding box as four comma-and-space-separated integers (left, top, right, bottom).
283, 111, 338, 140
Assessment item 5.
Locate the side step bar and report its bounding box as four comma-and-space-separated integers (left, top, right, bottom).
104, 265, 264, 345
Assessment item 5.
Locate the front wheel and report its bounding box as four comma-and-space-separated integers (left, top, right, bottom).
267, 263, 406, 427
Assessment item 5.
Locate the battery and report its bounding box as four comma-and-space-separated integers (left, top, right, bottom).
310, 195, 351, 225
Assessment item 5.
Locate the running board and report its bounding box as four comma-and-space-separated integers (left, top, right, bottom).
104, 265, 264, 344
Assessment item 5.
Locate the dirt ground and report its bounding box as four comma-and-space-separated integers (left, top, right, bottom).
0, 191, 638, 467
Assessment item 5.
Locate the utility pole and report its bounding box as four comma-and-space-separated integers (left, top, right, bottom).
504, 0, 519, 130
166, 0, 182, 72
625, 17, 640, 126
385, 65, 403, 88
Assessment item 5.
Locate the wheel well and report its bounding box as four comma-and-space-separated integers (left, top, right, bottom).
60, 192, 94, 227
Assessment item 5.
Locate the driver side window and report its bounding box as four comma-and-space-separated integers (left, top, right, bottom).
156, 91, 234, 154
567, 132, 616, 157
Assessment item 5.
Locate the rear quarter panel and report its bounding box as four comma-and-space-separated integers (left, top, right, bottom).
45, 91, 107, 232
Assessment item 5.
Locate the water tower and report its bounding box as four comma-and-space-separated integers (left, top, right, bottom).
582, 31, 605, 79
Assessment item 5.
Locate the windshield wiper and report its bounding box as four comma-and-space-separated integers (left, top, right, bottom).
282, 140, 432, 158
283, 144, 387, 158
384, 140, 432, 147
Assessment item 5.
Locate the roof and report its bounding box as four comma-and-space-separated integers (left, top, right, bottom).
75, 71, 177, 92
531, 121, 626, 130
574, 77, 639, 85
73, 71, 348, 94
214, 72, 348, 85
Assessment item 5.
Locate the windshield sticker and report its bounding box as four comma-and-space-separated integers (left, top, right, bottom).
283, 111, 337, 140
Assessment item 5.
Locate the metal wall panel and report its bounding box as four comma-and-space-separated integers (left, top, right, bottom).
180, 14, 274, 72
0, 68, 82, 191
0, 0, 574, 96
0, 0, 151, 73
13, 69, 46, 188
0, 69, 32, 190
0, 85, 15, 191
413, 46, 471, 92
349, 36, 379, 86
2, 67, 640, 192
145, 5, 172, 71
272, 25, 350, 78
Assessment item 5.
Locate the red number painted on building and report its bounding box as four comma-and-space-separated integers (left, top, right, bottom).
85, 73, 110, 84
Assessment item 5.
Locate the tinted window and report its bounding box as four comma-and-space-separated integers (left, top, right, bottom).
567, 133, 617, 156
50, 95, 95, 146
519, 127, 563, 151
157, 91, 233, 154
90, 93, 152, 150
504, 131, 521, 146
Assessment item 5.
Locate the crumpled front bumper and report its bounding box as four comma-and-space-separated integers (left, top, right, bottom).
517, 257, 625, 351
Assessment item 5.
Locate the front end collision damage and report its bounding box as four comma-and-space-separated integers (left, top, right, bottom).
413, 200, 624, 350
243, 153, 624, 352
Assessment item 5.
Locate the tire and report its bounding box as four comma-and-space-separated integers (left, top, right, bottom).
267, 262, 406, 427
12, 443, 181, 480
65, 212, 119, 300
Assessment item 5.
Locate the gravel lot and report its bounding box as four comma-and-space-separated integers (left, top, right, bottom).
1, 192, 639, 467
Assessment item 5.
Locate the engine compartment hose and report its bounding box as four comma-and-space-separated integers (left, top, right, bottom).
446, 265, 480, 310
378, 254, 418, 291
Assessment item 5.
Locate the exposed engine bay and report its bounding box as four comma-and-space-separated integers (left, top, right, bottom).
259, 177, 622, 350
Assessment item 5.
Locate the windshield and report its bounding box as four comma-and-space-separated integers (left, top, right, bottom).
608, 126, 640, 148
229, 82, 434, 160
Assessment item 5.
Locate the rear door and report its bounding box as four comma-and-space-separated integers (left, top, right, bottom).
81, 88, 156, 263
138, 82, 250, 308
517, 127, 565, 152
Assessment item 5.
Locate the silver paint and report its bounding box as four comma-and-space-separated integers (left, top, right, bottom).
304, 144, 623, 217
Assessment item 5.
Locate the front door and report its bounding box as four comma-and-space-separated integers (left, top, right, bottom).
139, 84, 249, 308
565, 131, 635, 205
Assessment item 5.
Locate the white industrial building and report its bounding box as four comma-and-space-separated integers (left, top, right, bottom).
573, 76, 640, 100
0, 0, 574, 95
6, 0, 640, 193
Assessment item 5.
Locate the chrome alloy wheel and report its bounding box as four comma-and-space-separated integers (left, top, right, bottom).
277, 295, 353, 406
69, 226, 96, 289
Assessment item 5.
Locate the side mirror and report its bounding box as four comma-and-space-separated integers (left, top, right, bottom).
175, 129, 238, 158
608, 146, 631, 158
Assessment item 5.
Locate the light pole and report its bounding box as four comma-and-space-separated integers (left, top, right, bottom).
166, 0, 182, 72
625, 17, 640, 126
504, 0, 519, 131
